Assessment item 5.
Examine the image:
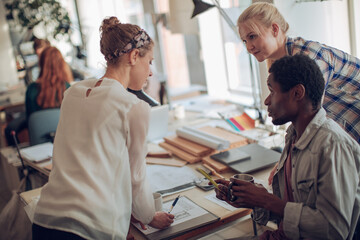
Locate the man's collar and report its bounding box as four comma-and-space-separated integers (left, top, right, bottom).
285, 108, 327, 150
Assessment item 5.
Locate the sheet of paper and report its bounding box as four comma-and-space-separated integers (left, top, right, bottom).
20, 142, 53, 162
147, 165, 199, 194
133, 196, 209, 234
205, 192, 238, 211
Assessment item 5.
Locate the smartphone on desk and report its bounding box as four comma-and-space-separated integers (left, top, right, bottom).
195, 179, 215, 191
210, 148, 251, 165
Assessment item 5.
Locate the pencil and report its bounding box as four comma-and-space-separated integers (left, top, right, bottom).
197, 168, 219, 189
203, 163, 224, 179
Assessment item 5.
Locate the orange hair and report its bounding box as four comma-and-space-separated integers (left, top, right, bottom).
36, 46, 73, 108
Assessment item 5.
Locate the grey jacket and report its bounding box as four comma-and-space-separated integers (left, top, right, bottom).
253, 108, 360, 240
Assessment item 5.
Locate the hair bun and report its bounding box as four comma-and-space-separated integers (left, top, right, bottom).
100, 16, 120, 32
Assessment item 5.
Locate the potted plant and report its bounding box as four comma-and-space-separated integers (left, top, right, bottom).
4, 0, 71, 43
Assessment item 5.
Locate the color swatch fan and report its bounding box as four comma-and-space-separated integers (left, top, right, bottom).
218, 111, 255, 132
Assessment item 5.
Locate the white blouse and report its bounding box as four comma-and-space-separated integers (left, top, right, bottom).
33, 78, 155, 240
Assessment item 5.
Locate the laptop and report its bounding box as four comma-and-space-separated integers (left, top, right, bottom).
211, 143, 280, 173
147, 104, 169, 141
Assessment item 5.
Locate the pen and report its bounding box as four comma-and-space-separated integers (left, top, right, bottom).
168, 195, 180, 213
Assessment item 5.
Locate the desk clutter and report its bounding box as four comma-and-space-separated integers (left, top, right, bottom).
158, 126, 248, 164
152, 124, 280, 175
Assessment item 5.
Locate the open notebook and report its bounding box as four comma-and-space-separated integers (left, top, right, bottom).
133, 196, 219, 240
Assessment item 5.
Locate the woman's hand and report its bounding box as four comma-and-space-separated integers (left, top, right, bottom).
130, 214, 146, 230
149, 212, 174, 229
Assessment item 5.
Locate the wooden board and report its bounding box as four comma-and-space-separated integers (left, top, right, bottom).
164, 136, 213, 157
159, 142, 202, 164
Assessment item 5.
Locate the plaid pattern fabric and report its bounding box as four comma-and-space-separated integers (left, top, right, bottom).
286, 37, 360, 143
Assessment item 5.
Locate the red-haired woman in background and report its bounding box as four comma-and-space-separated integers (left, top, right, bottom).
4, 46, 72, 146
25, 46, 73, 118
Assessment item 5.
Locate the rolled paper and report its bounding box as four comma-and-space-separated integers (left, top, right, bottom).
176, 126, 230, 150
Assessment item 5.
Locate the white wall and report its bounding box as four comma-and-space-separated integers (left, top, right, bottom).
0, 3, 19, 91
274, 0, 350, 53
350, 0, 360, 58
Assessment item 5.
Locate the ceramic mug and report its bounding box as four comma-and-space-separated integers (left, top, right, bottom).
153, 192, 163, 211
227, 174, 254, 202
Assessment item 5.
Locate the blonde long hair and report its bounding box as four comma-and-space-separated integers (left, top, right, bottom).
36, 46, 73, 108
237, 2, 289, 34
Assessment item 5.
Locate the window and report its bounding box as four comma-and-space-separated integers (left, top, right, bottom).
198, 0, 261, 107
74, 0, 260, 106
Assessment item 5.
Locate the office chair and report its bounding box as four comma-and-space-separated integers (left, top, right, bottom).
28, 108, 60, 146
127, 88, 159, 107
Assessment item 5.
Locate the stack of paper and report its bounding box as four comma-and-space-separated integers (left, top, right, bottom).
20, 142, 53, 162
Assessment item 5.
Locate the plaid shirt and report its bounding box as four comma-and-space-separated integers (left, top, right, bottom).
286, 37, 360, 143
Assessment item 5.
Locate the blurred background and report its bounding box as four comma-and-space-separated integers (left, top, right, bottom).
0, 0, 359, 108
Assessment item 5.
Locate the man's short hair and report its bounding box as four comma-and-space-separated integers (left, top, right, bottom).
269, 54, 325, 109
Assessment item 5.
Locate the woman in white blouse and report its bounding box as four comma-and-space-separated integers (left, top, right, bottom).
32, 17, 174, 240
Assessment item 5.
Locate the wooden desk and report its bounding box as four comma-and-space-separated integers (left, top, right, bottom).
20, 187, 42, 204
22, 157, 51, 177
18, 158, 274, 240
130, 163, 274, 240
17, 107, 277, 239
0, 145, 49, 191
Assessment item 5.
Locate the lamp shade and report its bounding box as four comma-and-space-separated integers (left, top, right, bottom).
191, 0, 215, 18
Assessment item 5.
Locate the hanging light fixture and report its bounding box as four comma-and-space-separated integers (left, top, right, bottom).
191, 0, 215, 18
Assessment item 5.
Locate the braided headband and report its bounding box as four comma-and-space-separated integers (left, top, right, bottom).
105, 29, 151, 61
